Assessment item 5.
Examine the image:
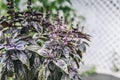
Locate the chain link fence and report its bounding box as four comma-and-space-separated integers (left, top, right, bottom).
72, 0, 120, 77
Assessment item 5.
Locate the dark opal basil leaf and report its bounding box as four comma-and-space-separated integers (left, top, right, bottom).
0, 72, 6, 80
0, 44, 4, 49
24, 50, 32, 58
69, 71, 76, 79
61, 75, 70, 80
15, 41, 26, 50
53, 59, 68, 74
10, 52, 18, 60
74, 58, 80, 68
34, 56, 41, 68
1, 54, 14, 77
78, 42, 86, 52
76, 49, 82, 58
26, 45, 40, 53
48, 62, 55, 72
81, 42, 86, 52
75, 53, 81, 62
16, 63, 28, 80
38, 64, 50, 80
63, 47, 70, 58
21, 27, 29, 34
47, 69, 63, 80
83, 41, 89, 46
37, 48, 49, 57
11, 29, 19, 39
6, 59, 14, 77
5, 45, 15, 50
27, 39, 37, 45
73, 75, 81, 80
11, 38, 20, 43
3, 39, 26, 50
31, 22, 43, 33
68, 67, 81, 80
27, 67, 38, 80
17, 51, 30, 69
1, 53, 9, 64
38, 65, 46, 80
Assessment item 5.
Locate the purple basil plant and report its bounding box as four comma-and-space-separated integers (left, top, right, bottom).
0, 0, 90, 80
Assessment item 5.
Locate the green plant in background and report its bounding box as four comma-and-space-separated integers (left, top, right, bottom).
0, 0, 84, 23
111, 52, 120, 72
80, 66, 96, 77
0, 0, 7, 16
0, 0, 89, 80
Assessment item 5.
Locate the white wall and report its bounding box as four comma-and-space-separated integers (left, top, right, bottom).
72, 0, 120, 77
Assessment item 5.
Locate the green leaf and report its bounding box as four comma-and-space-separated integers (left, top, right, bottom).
7, 77, 14, 80
14, 0, 20, 10
53, 59, 68, 74
66, 0, 72, 5
58, 0, 65, 4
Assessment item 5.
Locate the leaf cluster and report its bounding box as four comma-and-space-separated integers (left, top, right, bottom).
0, 0, 90, 80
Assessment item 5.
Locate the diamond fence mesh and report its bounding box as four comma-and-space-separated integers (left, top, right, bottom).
72, 0, 120, 77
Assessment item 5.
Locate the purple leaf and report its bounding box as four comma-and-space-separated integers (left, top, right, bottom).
0, 44, 4, 49
17, 51, 30, 69
15, 41, 26, 50
37, 48, 49, 57
53, 59, 68, 74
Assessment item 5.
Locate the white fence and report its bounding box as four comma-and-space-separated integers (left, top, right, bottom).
72, 0, 120, 77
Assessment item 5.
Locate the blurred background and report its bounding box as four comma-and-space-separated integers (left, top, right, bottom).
72, 0, 120, 75
0, 0, 120, 80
